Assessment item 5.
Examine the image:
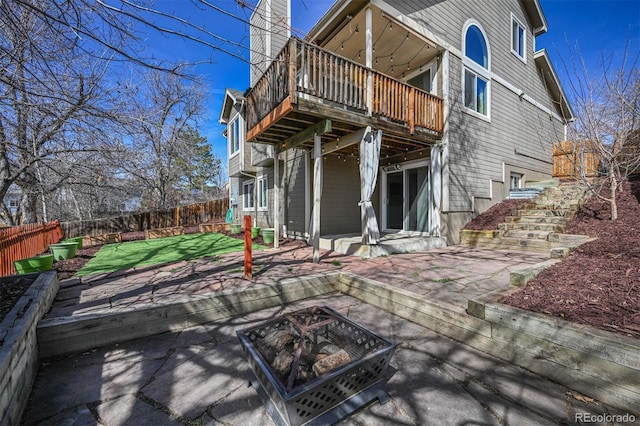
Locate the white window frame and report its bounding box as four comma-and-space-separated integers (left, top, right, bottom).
511, 14, 527, 63
257, 175, 268, 211
510, 172, 523, 189
243, 180, 254, 211
228, 115, 241, 158
462, 20, 491, 121
405, 59, 438, 95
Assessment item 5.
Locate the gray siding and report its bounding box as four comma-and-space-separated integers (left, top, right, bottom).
250, 0, 290, 86
318, 157, 361, 235
251, 142, 274, 166
250, 1, 267, 86
270, 0, 290, 59
388, 0, 566, 212
286, 149, 307, 235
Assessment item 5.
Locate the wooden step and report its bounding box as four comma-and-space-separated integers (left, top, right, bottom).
505, 230, 553, 240
518, 216, 570, 225
511, 223, 565, 232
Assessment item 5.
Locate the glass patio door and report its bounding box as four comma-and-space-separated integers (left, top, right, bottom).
383, 163, 430, 232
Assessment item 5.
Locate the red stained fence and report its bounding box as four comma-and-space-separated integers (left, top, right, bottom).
0, 221, 63, 276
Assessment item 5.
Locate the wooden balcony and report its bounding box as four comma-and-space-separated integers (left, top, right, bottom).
246, 37, 443, 156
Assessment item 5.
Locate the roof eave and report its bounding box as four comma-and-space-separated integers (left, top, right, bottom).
534, 49, 575, 122
523, 0, 548, 35
219, 88, 245, 124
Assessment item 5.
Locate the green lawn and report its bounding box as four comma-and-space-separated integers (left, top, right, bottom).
77, 233, 265, 276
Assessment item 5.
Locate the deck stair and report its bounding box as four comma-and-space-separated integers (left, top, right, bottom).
460, 182, 594, 255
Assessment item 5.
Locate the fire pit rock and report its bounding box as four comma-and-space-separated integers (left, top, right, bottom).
237, 306, 397, 426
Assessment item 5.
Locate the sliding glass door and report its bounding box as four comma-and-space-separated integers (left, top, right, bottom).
383, 162, 430, 233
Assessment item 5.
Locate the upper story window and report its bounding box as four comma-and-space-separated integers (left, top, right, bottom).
228, 117, 240, 157
462, 21, 491, 119
465, 25, 488, 68
511, 15, 526, 62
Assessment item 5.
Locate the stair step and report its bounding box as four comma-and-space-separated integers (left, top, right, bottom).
518, 216, 570, 225
505, 230, 553, 240
512, 223, 565, 232
516, 209, 571, 217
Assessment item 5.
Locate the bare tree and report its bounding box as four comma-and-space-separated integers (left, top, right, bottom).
0, 1, 134, 224
124, 70, 206, 209
563, 40, 640, 220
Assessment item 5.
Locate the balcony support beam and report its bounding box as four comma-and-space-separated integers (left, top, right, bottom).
282, 119, 332, 151
322, 126, 371, 156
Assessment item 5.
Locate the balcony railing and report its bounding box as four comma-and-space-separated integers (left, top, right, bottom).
246, 37, 444, 138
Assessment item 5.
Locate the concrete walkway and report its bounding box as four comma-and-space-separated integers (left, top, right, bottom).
25, 243, 636, 425
25, 294, 628, 425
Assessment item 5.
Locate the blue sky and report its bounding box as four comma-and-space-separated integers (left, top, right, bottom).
143, 0, 639, 172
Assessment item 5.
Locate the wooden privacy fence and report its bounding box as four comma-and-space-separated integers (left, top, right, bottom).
553, 141, 601, 179
60, 198, 229, 239
0, 221, 62, 276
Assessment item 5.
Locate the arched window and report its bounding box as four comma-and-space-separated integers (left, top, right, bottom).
462, 21, 490, 118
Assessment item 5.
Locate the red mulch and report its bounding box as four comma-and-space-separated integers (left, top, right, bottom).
501, 178, 640, 338
463, 199, 532, 230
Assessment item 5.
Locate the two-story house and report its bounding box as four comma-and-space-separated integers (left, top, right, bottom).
220, 0, 573, 258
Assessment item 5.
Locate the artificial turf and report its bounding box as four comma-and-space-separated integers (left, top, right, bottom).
76, 233, 265, 276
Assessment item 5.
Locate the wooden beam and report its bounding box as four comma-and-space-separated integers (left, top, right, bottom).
246, 96, 294, 143
321, 126, 371, 156
282, 119, 332, 151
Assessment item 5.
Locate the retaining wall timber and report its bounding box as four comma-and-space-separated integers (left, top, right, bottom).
0, 271, 59, 426
335, 272, 639, 415
37, 272, 337, 358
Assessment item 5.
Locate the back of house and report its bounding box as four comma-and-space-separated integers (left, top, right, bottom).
220, 0, 572, 246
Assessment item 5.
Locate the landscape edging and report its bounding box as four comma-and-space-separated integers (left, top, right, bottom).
0, 271, 59, 426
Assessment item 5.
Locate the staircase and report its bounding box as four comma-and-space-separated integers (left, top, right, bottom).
460, 182, 593, 255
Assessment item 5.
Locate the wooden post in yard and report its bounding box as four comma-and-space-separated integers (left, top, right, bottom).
244, 215, 252, 280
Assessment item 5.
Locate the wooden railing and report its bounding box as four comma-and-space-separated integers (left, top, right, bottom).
247, 37, 444, 135
0, 221, 62, 276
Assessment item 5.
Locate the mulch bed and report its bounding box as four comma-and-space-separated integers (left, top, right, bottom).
501, 178, 640, 338
0, 275, 37, 322
463, 199, 531, 230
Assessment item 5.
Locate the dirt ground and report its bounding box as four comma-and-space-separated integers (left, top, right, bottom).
501, 178, 640, 338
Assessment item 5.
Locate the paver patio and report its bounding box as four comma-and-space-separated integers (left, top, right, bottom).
25, 294, 628, 425
24, 242, 637, 425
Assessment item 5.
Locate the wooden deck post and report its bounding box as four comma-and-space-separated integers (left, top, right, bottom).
274, 147, 280, 249
243, 215, 252, 280
312, 133, 322, 263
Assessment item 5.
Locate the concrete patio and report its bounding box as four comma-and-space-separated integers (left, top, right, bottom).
24, 243, 639, 424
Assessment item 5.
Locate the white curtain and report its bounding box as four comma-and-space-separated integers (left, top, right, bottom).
359, 128, 382, 245
430, 144, 442, 237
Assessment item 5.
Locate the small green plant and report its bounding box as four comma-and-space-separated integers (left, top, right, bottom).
287, 266, 294, 272
435, 277, 455, 283
331, 260, 341, 266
